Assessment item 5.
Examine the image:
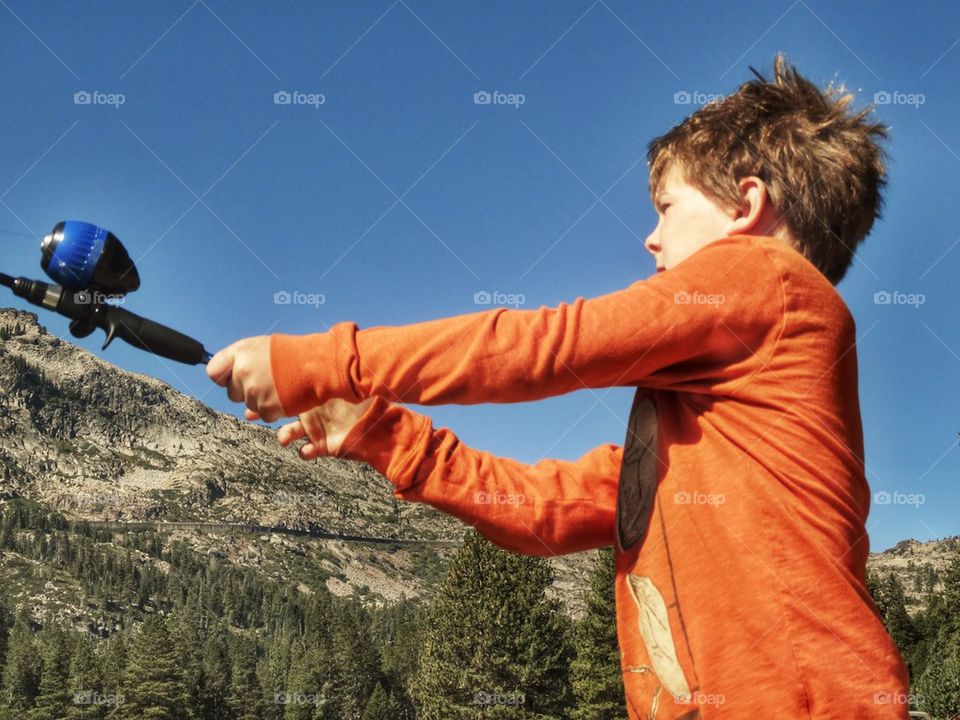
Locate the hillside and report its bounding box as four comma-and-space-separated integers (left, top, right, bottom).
0, 307, 594, 623
866, 535, 958, 613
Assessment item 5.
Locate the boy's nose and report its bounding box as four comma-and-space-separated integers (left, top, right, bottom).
644, 230, 660, 256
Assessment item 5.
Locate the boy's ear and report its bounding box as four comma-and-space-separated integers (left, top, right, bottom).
725, 176, 780, 237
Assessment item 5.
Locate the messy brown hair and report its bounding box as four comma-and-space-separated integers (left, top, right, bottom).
647, 53, 889, 285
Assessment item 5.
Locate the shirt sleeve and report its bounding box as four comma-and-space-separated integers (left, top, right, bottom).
271, 235, 784, 416
334, 396, 621, 557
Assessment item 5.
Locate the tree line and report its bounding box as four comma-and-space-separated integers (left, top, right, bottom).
0, 499, 957, 718
0, 500, 625, 719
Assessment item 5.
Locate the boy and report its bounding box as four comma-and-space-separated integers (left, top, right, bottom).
208, 54, 911, 718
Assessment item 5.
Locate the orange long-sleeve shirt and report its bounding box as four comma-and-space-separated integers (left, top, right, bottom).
270, 234, 911, 719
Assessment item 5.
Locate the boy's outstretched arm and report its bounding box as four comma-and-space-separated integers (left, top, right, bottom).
267, 238, 780, 417
206, 237, 780, 420
279, 396, 621, 557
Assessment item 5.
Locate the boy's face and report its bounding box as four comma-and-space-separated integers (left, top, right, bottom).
644, 163, 740, 273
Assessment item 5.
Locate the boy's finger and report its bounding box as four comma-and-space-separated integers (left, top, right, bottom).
245, 408, 260, 422
299, 442, 320, 461
206, 345, 236, 386
278, 421, 305, 446
227, 376, 244, 403
259, 406, 284, 424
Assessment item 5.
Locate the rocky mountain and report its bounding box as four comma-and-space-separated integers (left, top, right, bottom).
0, 307, 593, 622
866, 535, 958, 612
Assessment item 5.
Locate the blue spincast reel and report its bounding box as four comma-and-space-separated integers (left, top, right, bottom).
40, 220, 140, 296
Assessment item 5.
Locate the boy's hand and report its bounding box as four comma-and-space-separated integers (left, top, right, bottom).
206, 336, 284, 422
274, 397, 375, 460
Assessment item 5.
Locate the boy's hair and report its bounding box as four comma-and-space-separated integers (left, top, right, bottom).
647, 53, 889, 285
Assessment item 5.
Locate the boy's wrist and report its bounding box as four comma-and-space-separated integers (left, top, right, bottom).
270, 323, 359, 416
334, 396, 433, 492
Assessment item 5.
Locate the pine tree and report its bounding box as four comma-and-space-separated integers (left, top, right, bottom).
570, 547, 626, 719
2, 609, 40, 713
329, 604, 379, 719
942, 553, 960, 636
282, 641, 334, 720
169, 607, 203, 720
371, 600, 422, 719
227, 634, 261, 720
0, 596, 14, 672
914, 626, 960, 719
412, 530, 573, 719
362, 681, 405, 720
113, 615, 190, 720
67, 635, 106, 720
30, 624, 73, 720
200, 622, 232, 720
257, 635, 291, 720
875, 573, 920, 665
101, 632, 127, 699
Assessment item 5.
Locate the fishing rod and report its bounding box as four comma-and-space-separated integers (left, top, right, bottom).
1, 221, 211, 366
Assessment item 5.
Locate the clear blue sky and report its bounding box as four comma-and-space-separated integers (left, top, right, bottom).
1, 1, 957, 552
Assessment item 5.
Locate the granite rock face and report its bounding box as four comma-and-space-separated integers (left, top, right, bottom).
0, 307, 428, 534
0, 307, 596, 615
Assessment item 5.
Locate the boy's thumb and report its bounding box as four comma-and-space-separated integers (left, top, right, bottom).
206, 347, 235, 385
